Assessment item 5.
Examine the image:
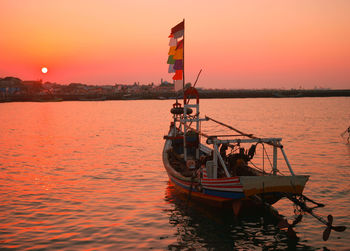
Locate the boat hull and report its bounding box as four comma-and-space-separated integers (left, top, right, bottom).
239, 175, 309, 197
163, 135, 309, 208
167, 174, 238, 207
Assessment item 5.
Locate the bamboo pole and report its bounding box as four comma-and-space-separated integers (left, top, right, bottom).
205, 116, 282, 148
205, 116, 255, 138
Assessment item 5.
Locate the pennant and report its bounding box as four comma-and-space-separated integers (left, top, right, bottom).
174, 60, 183, 70
168, 64, 175, 73
169, 37, 177, 47
171, 21, 184, 34
176, 39, 183, 50
167, 55, 175, 64
172, 70, 183, 80
168, 46, 176, 56
174, 80, 183, 92
173, 48, 183, 60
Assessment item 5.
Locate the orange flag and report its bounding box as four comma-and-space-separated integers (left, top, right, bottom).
173, 48, 183, 60
168, 46, 176, 55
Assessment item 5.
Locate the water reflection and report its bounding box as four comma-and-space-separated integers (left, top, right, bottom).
164, 182, 316, 250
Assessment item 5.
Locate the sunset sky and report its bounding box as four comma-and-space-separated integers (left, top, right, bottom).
1, 0, 349, 89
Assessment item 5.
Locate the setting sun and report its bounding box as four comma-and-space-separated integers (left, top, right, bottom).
41, 67, 48, 74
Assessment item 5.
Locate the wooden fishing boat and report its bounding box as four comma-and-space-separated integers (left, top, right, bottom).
163, 87, 309, 212
163, 20, 346, 240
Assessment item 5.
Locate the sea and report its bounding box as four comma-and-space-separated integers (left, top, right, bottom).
0, 97, 349, 250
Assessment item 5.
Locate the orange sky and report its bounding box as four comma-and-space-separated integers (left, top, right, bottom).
0, 0, 349, 89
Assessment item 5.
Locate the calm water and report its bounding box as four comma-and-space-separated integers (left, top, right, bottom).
0, 97, 349, 250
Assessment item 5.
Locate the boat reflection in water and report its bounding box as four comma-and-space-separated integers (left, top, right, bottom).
164, 182, 314, 250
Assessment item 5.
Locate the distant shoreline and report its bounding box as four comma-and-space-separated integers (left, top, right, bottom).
1, 89, 350, 103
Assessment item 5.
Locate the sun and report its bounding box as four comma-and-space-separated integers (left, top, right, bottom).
41, 67, 48, 74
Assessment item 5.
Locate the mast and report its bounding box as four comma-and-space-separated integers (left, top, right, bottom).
182, 19, 187, 161
182, 18, 185, 92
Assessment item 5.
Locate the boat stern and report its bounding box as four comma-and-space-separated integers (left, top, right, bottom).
239, 175, 310, 197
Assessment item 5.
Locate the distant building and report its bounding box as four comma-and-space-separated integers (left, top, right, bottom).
0, 77, 23, 97
22, 80, 45, 95
152, 81, 173, 92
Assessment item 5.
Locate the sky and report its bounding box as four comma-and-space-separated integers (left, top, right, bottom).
0, 0, 349, 89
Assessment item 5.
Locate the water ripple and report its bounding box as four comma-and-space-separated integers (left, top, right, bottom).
0, 98, 349, 250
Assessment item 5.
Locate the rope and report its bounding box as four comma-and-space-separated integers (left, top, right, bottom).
263, 144, 273, 169
248, 160, 266, 174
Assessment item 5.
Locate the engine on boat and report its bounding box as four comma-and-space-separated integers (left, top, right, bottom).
167, 137, 261, 178
220, 143, 259, 177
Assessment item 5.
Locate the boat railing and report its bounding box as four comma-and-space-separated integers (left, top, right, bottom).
206, 137, 282, 145
206, 136, 295, 178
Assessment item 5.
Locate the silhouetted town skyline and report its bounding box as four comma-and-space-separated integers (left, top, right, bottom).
1, 76, 349, 102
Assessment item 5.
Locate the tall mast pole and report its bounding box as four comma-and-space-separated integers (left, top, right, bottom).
182, 19, 187, 161
182, 18, 185, 92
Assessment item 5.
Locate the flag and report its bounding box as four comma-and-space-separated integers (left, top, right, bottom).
171, 21, 184, 35
170, 21, 184, 39
167, 55, 175, 64
173, 48, 183, 60
167, 20, 184, 91
174, 60, 183, 70
168, 64, 175, 73
169, 37, 177, 46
